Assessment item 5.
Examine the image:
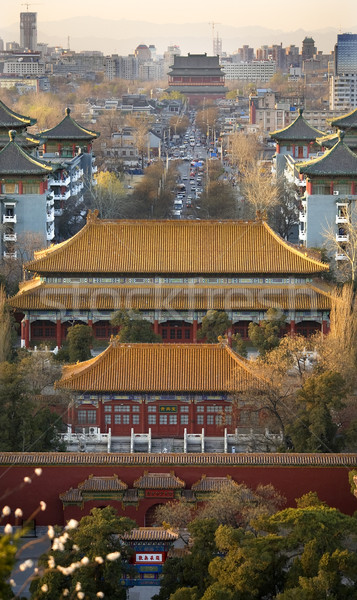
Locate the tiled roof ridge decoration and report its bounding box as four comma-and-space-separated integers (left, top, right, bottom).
55, 342, 264, 393
133, 470, 186, 489
298, 132, 357, 176
24, 217, 329, 274
0, 99, 36, 127
0, 130, 54, 175
2, 452, 357, 467
270, 108, 325, 141
39, 107, 99, 140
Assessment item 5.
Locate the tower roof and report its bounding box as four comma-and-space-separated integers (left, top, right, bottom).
25, 214, 328, 275
0, 99, 36, 130
0, 130, 53, 176
56, 342, 261, 393
298, 132, 357, 176
40, 107, 99, 141
328, 107, 357, 130
270, 109, 324, 142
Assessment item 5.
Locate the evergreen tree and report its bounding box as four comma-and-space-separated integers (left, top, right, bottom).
111, 309, 161, 343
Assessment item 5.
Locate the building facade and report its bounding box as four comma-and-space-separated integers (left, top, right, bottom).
167, 54, 227, 104
20, 11, 37, 51
10, 214, 332, 349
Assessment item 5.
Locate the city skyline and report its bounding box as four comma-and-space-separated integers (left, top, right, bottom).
2, 0, 356, 32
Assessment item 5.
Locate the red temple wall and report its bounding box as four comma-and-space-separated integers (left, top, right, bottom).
1, 459, 356, 527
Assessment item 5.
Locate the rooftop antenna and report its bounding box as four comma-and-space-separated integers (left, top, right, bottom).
21, 3, 42, 10
67, 36, 70, 50
208, 21, 221, 54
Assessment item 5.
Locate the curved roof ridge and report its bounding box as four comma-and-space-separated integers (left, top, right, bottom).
270, 112, 324, 139
0, 99, 36, 126
298, 137, 357, 173
0, 137, 53, 173
59, 341, 114, 384
262, 221, 328, 269
29, 218, 96, 265
329, 106, 357, 126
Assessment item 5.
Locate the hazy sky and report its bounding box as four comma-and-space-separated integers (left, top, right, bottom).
2, 0, 356, 30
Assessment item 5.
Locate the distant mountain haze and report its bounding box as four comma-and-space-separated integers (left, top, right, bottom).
1, 17, 356, 54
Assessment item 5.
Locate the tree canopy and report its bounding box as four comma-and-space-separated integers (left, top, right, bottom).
111, 309, 162, 343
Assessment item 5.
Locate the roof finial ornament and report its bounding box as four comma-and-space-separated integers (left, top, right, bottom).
65, 107, 71, 116
9, 129, 16, 142
256, 209, 267, 222
86, 209, 99, 224
298, 107, 304, 116
338, 129, 345, 142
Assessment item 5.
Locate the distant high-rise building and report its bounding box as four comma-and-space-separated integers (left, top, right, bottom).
334, 33, 357, 74
213, 34, 222, 58
330, 33, 357, 109
0, 38, 4, 52
302, 37, 316, 61
20, 11, 37, 51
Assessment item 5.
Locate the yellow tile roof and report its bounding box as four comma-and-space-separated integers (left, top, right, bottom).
26, 216, 328, 275
10, 280, 332, 311
56, 342, 261, 393
133, 471, 185, 489
192, 475, 239, 491
122, 528, 179, 541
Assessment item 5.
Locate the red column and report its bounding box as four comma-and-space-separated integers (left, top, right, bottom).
18, 182, 23, 194
189, 401, 195, 434
97, 401, 103, 432
193, 319, 198, 343
292, 144, 295, 157
330, 181, 334, 195
154, 319, 159, 335
227, 327, 232, 347
56, 319, 62, 348
352, 182, 356, 195
141, 401, 146, 433
322, 320, 328, 335
290, 320, 296, 336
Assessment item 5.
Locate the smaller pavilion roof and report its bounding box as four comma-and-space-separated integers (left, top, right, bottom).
270, 108, 324, 142
328, 107, 357, 130
298, 131, 357, 177
191, 475, 239, 492
0, 130, 54, 176
133, 471, 185, 489
78, 475, 127, 492
0, 99, 36, 129
122, 528, 179, 542
40, 107, 99, 141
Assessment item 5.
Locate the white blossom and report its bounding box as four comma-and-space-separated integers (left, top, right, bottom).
40, 501, 47, 511
106, 551, 120, 561
80, 556, 89, 565
4, 524, 13, 534
34, 468, 42, 476
52, 539, 65, 552
9, 579, 15, 587
2, 505, 11, 516
77, 593, 85, 600
19, 559, 33, 572
41, 584, 48, 592
72, 544, 79, 551
65, 519, 79, 530
95, 556, 104, 564
63, 589, 69, 597
48, 556, 55, 569
75, 581, 82, 591
23, 477, 31, 484
96, 593, 105, 598
14, 508, 23, 518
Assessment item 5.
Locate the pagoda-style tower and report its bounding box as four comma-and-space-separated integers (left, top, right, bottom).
0, 130, 57, 259
297, 131, 357, 248
39, 108, 100, 227
166, 54, 227, 104
270, 108, 325, 175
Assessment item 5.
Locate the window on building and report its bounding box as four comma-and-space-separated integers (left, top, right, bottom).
148, 415, 156, 424
132, 405, 140, 412
114, 405, 130, 412
196, 406, 204, 412
132, 415, 140, 425
197, 415, 204, 425
123, 415, 130, 425
184, 329, 191, 339
23, 182, 40, 194
215, 415, 223, 426
160, 415, 168, 425
207, 415, 214, 425
181, 415, 189, 425
77, 410, 97, 424
104, 405, 112, 412
180, 405, 189, 412
161, 329, 167, 339
114, 415, 121, 424
148, 405, 157, 412
169, 415, 177, 425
